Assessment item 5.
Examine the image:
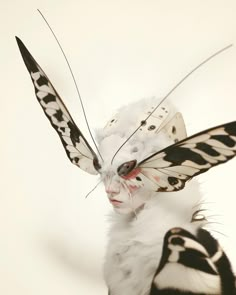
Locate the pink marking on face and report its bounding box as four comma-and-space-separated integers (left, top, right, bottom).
121, 168, 141, 180
128, 185, 139, 193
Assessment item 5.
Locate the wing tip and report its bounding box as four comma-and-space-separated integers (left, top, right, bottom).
224, 120, 236, 136
15, 36, 39, 73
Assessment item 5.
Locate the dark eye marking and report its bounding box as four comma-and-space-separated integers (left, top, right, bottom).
117, 160, 137, 177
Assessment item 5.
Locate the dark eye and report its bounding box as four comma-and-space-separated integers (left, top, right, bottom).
117, 160, 137, 176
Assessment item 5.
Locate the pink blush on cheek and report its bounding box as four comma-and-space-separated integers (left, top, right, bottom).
128, 185, 139, 193
121, 168, 141, 180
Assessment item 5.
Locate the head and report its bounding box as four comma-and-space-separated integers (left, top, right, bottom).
96, 98, 183, 215
100, 161, 154, 214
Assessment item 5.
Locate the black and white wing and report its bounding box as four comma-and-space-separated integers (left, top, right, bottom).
150, 227, 235, 295
16, 37, 99, 175
125, 121, 236, 191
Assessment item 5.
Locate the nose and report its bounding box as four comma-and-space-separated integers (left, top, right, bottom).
105, 186, 120, 195
104, 177, 120, 196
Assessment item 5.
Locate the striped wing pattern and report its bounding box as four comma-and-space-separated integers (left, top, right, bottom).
150, 228, 235, 295
134, 122, 236, 192
16, 37, 98, 175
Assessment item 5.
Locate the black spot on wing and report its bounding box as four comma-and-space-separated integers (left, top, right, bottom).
195, 142, 220, 156
197, 229, 219, 256
43, 93, 56, 104
37, 75, 49, 87
148, 125, 156, 130
224, 121, 236, 136
93, 157, 101, 171
171, 237, 184, 246
54, 109, 64, 122
180, 249, 218, 275
68, 121, 81, 144
73, 157, 79, 164
211, 135, 235, 147
164, 147, 208, 165
156, 186, 168, 192
167, 176, 178, 185
59, 127, 66, 133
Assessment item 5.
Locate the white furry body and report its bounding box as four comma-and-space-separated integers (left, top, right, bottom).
104, 181, 205, 295
97, 98, 207, 294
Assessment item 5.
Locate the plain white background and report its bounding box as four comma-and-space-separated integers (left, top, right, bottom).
1, 1, 236, 294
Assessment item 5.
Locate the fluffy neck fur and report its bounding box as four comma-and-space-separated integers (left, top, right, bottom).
104, 180, 204, 295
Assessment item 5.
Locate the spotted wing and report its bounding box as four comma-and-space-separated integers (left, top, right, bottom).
136, 106, 187, 142
150, 228, 222, 294
16, 37, 99, 175
160, 112, 187, 142
128, 121, 236, 191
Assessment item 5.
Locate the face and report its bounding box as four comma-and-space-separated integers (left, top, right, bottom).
97, 127, 167, 215
101, 167, 152, 214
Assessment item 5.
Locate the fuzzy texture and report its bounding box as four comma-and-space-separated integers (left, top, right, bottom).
96, 97, 177, 167
104, 181, 204, 295
99, 97, 206, 294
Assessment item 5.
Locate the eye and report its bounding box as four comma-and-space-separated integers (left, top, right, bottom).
117, 160, 137, 177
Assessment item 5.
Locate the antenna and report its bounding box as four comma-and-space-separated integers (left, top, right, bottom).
111, 44, 233, 164
37, 9, 103, 161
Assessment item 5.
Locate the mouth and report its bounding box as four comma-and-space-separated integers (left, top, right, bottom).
109, 199, 123, 206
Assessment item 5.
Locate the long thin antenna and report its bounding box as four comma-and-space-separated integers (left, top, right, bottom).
37, 9, 103, 161
111, 44, 233, 164
85, 180, 102, 198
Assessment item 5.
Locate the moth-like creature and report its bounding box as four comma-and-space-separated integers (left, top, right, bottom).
16, 37, 236, 295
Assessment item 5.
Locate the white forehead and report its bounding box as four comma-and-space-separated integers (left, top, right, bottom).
96, 97, 177, 170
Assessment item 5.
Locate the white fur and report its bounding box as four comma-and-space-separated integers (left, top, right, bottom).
97, 97, 175, 167
97, 98, 207, 294
104, 181, 204, 295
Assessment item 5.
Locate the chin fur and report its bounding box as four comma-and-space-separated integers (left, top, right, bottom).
104, 180, 204, 295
